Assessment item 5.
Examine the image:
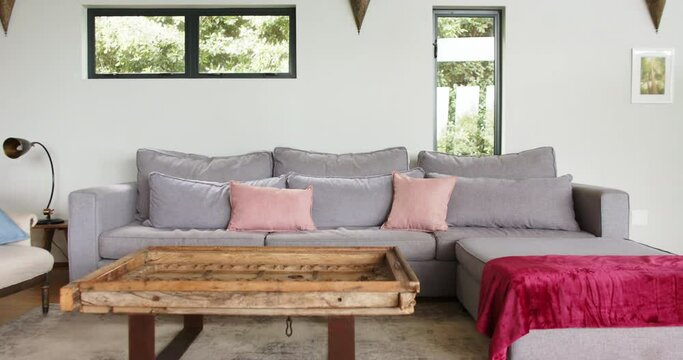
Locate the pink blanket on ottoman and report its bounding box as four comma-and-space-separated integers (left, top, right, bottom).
476, 255, 683, 360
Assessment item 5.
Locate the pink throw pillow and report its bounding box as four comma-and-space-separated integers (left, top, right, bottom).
228, 181, 317, 232
382, 172, 457, 232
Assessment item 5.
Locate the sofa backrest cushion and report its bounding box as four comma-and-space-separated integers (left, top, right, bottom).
418, 147, 556, 179
137, 149, 273, 220
428, 173, 580, 231
286, 169, 424, 229
273, 147, 409, 177
147, 172, 286, 230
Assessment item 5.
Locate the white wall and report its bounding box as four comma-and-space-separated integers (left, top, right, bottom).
1, 0, 682, 257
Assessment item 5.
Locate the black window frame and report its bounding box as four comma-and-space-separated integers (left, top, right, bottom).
87, 7, 297, 79
433, 8, 503, 155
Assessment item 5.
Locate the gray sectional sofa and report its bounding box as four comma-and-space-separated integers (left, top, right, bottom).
68, 146, 681, 359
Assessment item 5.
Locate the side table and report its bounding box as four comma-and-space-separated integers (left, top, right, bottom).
34, 221, 68, 266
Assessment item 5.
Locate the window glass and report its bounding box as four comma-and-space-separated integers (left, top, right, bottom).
435, 12, 500, 155
199, 15, 290, 74
89, 9, 296, 78
95, 16, 185, 75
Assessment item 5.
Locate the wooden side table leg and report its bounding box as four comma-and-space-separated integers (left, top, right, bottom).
328, 316, 355, 360
43, 228, 55, 253
129, 315, 155, 360
62, 228, 69, 260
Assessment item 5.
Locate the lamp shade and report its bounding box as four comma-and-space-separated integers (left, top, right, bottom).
3, 137, 32, 159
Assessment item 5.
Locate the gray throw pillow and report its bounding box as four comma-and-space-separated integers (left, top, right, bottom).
137, 149, 273, 220
147, 172, 286, 230
286, 169, 424, 229
418, 147, 556, 179
428, 173, 580, 231
273, 147, 409, 177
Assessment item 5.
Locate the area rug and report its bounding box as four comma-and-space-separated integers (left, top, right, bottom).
0, 301, 488, 360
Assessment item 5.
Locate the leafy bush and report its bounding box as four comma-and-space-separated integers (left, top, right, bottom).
95, 16, 185, 74
95, 15, 290, 74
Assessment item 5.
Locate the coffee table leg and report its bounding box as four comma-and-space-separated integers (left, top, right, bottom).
328, 316, 355, 360
129, 315, 155, 360
157, 315, 204, 360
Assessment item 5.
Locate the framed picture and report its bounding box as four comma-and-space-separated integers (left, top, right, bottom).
632, 48, 675, 104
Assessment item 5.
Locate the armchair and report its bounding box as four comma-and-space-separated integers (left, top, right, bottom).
0, 212, 54, 314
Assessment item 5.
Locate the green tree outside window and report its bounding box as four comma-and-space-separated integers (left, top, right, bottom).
95, 15, 290, 75
436, 17, 496, 156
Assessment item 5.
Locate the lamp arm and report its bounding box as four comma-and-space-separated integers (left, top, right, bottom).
31, 142, 55, 211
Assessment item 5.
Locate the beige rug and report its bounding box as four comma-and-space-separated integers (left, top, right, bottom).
0, 301, 488, 360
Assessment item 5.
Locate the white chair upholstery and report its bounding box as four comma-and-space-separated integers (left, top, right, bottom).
0, 213, 54, 289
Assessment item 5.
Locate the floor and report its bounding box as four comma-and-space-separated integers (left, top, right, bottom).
0, 267, 489, 360
0, 266, 69, 325
0, 297, 488, 360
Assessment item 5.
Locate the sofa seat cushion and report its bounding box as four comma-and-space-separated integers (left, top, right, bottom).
99, 222, 266, 260
456, 237, 669, 282
0, 245, 53, 289
265, 228, 436, 261
435, 227, 595, 261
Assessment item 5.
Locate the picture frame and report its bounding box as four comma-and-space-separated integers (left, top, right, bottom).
632, 48, 675, 104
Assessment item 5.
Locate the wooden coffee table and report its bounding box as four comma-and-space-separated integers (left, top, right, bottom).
60, 246, 420, 360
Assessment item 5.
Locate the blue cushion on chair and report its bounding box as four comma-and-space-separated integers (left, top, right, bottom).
0, 210, 28, 245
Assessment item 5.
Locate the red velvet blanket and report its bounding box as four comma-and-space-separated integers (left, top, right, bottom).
476, 255, 683, 360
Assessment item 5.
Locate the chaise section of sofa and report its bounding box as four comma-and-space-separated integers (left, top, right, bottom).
454, 237, 667, 318
433, 227, 596, 262
452, 236, 678, 359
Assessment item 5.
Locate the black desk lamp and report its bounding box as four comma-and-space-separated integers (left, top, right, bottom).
3, 137, 65, 225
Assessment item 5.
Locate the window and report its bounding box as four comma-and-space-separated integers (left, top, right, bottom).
434, 9, 502, 155
87, 8, 296, 78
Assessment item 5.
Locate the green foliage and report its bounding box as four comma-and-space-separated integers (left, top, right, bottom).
95, 16, 185, 74
437, 111, 494, 156
436, 17, 496, 156
94, 15, 290, 75
438, 17, 494, 38
199, 16, 289, 73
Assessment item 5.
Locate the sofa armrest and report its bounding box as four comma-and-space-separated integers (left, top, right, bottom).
68, 183, 137, 280
572, 183, 629, 239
